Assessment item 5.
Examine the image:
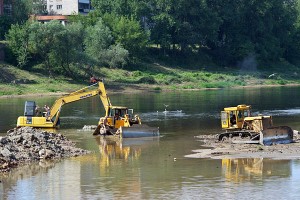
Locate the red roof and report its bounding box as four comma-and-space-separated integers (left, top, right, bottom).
33, 15, 68, 21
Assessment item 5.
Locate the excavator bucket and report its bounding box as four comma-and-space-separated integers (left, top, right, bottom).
93, 124, 160, 138
119, 124, 159, 138
260, 126, 293, 145
93, 125, 101, 135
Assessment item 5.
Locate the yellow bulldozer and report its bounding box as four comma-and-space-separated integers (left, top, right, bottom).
219, 104, 293, 145
17, 81, 159, 138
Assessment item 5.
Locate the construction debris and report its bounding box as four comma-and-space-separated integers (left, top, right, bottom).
0, 127, 90, 173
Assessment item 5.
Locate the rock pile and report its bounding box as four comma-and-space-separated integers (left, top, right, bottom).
0, 127, 90, 172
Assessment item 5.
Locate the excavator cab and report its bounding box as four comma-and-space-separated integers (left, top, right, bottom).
24, 101, 36, 117
221, 105, 251, 129
22, 101, 37, 125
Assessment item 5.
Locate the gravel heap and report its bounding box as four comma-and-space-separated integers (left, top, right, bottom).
0, 127, 90, 172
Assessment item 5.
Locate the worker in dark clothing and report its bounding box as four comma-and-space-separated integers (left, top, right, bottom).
90, 75, 98, 84
230, 114, 236, 125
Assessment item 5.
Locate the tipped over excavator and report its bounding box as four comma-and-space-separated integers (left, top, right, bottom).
17, 81, 159, 138
218, 105, 293, 145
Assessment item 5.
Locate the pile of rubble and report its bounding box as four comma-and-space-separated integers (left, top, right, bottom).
0, 127, 90, 172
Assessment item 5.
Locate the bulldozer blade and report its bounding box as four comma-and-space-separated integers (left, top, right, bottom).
260, 126, 293, 145
120, 124, 159, 138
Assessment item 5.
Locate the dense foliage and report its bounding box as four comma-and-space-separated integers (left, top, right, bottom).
3, 0, 300, 78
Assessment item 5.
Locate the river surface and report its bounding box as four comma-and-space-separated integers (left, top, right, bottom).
1, 86, 300, 199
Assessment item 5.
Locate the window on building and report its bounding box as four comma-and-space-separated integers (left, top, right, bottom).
57, 5, 62, 10
79, 2, 92, 13
3, 4, 12, 16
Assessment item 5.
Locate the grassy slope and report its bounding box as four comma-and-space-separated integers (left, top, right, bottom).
1, 61, 300, 96
0, 63, 84, 96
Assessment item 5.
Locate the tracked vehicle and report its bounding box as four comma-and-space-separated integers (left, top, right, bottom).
219, 105, 293, 145
17, 81, 159, 138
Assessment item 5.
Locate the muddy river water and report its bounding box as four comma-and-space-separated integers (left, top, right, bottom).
1, 86, 300, 199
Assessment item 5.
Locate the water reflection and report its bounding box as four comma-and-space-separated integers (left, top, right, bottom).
1, 87, 300, 198
222, 158, 291, 182
97, 136, 140, 169
0, 160, 60, 199
95, 136, 159, 170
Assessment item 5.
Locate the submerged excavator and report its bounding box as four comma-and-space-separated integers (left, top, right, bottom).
17, 81, 159, 138
218, 104, 293, 145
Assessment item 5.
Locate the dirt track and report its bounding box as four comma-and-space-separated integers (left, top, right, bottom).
186, 132, 300, 160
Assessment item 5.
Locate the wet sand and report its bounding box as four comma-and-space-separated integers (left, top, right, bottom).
186, 132, 300, 160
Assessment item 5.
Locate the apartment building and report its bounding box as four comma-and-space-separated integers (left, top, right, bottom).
47, 0, 91, 15
0, 0, 2, 15
0, 0, 13, 16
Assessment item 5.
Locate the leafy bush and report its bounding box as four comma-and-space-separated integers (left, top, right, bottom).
132, 71, 143, 77
161, 76, 182, 85
137, 76, 157, 84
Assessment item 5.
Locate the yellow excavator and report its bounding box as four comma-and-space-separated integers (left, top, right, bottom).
17, 81, 159, 138
17, 82, 108, 128
218, 104, 293, 145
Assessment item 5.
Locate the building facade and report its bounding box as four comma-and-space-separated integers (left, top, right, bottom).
0, 0, 13, 16
47, 0, 91, 15
0, 0, 3, 15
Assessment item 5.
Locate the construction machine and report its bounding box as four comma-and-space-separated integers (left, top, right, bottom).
218, 104, 293, 145
88, 82, 159, 137
17, 82, 108, 128
17, 81, 159, 138
93, 106, 159, 137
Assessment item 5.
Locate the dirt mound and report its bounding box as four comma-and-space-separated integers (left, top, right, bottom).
0, 127, 90, 173
186, 132, 300, 159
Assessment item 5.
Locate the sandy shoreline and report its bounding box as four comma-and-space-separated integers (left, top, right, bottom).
186, 133, 300, 160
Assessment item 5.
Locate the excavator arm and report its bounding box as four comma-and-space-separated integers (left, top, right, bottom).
49, 81, 111, 126
16, 81, 113, 128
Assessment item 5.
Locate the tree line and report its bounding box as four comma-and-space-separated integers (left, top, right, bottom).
2, 0, 300, 77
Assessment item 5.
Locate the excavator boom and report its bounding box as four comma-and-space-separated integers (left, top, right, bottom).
17, 81, 110, 128
17, 80, 159, 138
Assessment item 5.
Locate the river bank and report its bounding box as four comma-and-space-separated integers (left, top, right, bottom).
1, 82, 300, 99
1, 62, 300, 97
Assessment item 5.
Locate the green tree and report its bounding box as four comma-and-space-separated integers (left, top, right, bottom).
30, 0, 48, 15
92, 0, 137, 17
0, 0, 31, 39
29, 21, 66, 76
103, 14, 149, 58
6, 22, 31, 68
206, 0, 298, 65
84, 20, 129, 68
49, 22, 85, 78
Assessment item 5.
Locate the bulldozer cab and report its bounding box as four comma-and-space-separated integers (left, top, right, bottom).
221, 105, 251, 129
